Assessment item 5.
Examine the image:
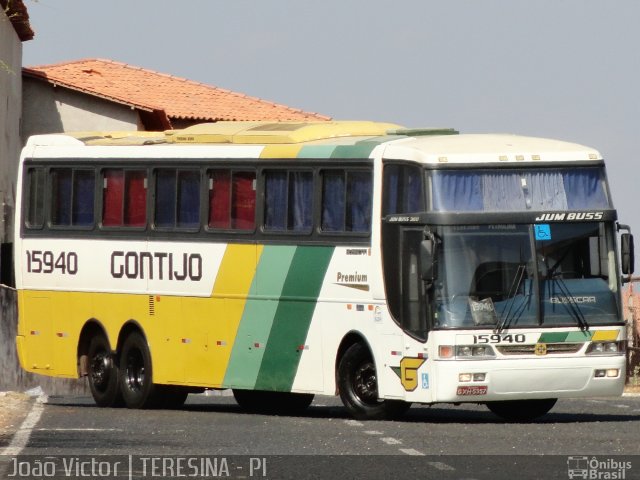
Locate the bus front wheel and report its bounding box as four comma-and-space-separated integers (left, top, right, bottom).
486, 398, 557, 422
338, 343, 410, 420
87, 335, 123, 408
119, 332, 160, 409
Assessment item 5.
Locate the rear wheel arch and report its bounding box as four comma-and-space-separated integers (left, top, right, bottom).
77, 319, 111, 377
116, 321, 147, 358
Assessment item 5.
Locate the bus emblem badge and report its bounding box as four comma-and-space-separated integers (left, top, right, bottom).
535, 343, 548, 356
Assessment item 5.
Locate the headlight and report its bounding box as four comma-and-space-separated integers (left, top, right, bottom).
454, 345, 495, 358
586, 341, 625, 355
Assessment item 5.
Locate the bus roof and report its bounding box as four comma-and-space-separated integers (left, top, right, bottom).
383, 133, 603, 164
23, 121, 603, 164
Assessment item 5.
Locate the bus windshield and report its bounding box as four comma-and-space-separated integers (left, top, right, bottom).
432, 222, 619, 329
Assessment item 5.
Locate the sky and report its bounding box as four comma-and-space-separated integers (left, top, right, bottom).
22, 0, 640, 268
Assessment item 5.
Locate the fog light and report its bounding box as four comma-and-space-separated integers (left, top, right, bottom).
606, 369, 619, 378
594, 369, 606, 378
459, 373, 472, 382
473, 373, 486, 382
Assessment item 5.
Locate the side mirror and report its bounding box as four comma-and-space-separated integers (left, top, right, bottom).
621, 233, 635, 275
420, 232, 438, 283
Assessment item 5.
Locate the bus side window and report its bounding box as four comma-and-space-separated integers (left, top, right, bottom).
51, 168, 95, 227
154, 168, 200, 230
264, 170, 313, 233
25, 167, 45, 229
208, 170, 256, 231
102, 169, 147, 227
321, 170, 372, 233
382, 164, 424, 216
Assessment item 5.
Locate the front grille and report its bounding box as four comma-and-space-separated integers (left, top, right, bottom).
496, 343, 583, 355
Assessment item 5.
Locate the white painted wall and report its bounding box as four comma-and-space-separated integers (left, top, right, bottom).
22, 78, 140, 141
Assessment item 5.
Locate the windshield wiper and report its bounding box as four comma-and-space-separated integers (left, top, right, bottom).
548, 274, 589, 332
495, 264, 528, 333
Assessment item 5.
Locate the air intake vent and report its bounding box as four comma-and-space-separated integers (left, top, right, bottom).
148, 296, 155, 316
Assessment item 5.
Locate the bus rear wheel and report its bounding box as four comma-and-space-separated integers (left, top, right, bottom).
87, 335, 123, 408
119, 332, 160, 409
338, 343, 411, 420
233, 389, 314, 414
486, 398, 557, 422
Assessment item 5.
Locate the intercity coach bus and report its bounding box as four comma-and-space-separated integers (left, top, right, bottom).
14, 121, 634, 421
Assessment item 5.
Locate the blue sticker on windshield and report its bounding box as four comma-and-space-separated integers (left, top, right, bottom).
535, 224, 551, 241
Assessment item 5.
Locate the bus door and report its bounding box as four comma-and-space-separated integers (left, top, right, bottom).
379, 223, 431, 400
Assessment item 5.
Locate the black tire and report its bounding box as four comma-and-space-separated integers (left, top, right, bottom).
87, 334, 123, 408
119, 332, 160, 409
486, 398, 557, 422
233, 389, 314, 414
338, 343, 411, 420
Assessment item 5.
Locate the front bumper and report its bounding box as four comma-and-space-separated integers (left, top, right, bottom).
431, 355, 625, 403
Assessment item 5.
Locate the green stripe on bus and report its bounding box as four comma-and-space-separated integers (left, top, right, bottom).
564, 331, 593, 342
222, 246, 297, 389
297, 145, 337, 158
538, 331, 595, 343
538, 332, 569, 343
254, 246, 334, 392
330, 141, 380, 159
329, 136, 400, 159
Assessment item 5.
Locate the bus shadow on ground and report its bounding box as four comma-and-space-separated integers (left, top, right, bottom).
45, 395, 640, 425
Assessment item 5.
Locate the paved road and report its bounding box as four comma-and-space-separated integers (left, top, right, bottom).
2, 393, 640, 479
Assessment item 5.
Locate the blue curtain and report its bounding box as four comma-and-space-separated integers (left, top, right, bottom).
563, 169, 608, 209
432, 172, 483, 211
52, 169, 72, 225
432, 168, 608, 212
383, 165, 424, 214
322, 172, 345, 232
155, 170, 176, 227
265, 172, 287, 231
347, 171, 372, 232
289, 172, 313, 231
72, 170, 95, 226
482, 173, 525, 211
177, 171, 200, 228
405, 168, 423, 212
524, 172, 568, 210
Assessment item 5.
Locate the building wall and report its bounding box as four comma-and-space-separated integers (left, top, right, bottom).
22, 78, 140, 142
0, 9, 23, 242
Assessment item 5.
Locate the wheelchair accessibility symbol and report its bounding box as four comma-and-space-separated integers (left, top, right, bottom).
535, 224, 551, 241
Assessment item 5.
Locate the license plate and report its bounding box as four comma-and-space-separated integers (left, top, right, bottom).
456, 385, 488, 396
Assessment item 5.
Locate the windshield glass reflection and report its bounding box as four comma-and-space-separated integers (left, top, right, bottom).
432, 223, 618, 329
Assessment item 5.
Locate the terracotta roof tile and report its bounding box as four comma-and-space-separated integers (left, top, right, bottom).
23, 58, 330, 124
2, 0, 34, 41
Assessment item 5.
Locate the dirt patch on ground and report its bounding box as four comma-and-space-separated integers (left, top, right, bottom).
624, 384, 640, 394
0, 392, 33, 438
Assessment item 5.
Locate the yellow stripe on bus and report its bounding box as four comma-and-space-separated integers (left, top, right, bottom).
206, 244, 263, 385
259, 144, 303, 159
591, 330, 619, 342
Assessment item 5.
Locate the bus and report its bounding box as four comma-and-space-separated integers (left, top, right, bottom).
14, 120, 634, 421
